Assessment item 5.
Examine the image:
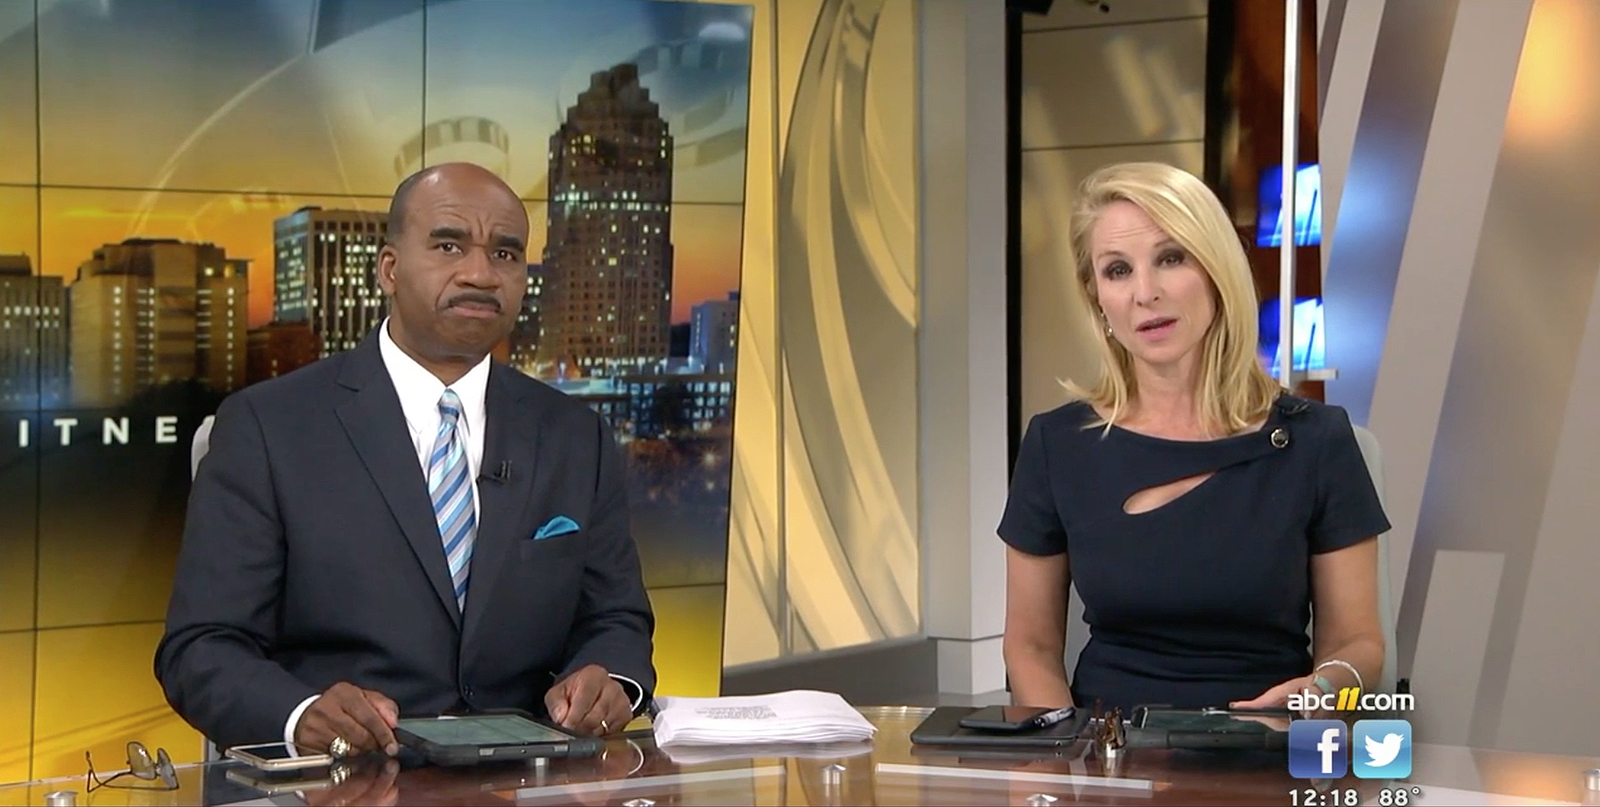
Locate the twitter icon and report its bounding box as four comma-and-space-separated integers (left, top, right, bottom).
1352, 720, 1412, 779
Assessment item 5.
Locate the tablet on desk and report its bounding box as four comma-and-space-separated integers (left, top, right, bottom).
911, 706, 1089, 748
1128, 705, 1290, 751
394, 711, 604, 766
1130, 705, 1291, 733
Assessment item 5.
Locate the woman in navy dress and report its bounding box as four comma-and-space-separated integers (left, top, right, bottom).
1000, 162, 1391, 714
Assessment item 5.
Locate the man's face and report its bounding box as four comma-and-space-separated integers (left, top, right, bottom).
376, 169, 529, 364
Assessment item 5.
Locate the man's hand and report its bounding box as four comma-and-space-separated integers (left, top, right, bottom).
295, 682, 401, 756
545, 665, 632, 736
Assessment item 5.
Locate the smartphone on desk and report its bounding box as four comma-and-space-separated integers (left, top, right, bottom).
225, 765, 336, 795
958, 705, 1076, 733
225, 741, 333, 771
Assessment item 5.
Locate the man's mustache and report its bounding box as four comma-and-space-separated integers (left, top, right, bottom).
444, 292, 502, 312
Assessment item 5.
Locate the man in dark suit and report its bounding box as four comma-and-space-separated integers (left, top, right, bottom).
155, 162, 654, 756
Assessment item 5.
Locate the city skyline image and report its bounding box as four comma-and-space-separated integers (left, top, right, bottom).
0, 188, 742, 332
0, 0, 752, 781
540, 63, 677, 379
1, 62, 745, 416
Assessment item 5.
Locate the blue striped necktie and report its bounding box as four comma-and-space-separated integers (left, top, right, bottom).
428, 389, 475, 611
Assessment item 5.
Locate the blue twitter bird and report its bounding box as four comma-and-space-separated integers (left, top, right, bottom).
1353, 720, 1412, 779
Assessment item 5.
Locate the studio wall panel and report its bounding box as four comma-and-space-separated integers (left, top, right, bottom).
36, 0, 424, 195
0, 434, 38, 636
0, 187, 40, 635
776, 0, 920, 653
774, 0, 825, 156
0, 634, 33, 785
1320, 0, 1460, 428
1020, 17, 1207, 151
648, 584, 728, 697
721, 0, 922, 667
31, 624, 199, 782
1499, 258, 1600, 752
1320, 0, 1600, 754
1022, 0, 1206, 32
1355, 0, 1527, 602
709, 0, 783, 669
0, 3, 35, 185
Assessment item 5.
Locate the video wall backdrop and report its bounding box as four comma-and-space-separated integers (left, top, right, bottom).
0, 0, 754, 782
714, 0, 922, 670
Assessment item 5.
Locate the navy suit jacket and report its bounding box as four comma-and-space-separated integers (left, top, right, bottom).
154, 330, 656, 748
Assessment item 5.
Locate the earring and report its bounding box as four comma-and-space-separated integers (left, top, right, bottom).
1101, 313, 1113, 338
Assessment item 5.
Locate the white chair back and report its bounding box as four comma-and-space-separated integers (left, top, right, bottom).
191, 416, 214, 481
1349, 423, 1399, 692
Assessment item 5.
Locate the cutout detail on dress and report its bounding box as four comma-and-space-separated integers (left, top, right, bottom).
1122, 471, 1216, 515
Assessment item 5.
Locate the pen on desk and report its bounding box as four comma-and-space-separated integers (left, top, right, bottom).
1030, 706, 1076, 729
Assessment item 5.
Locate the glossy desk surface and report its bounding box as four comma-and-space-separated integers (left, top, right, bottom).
3, 707, 1598, 806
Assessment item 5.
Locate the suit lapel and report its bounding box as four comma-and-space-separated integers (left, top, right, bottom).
462, 366, 552, 642
334, 336, 462, 629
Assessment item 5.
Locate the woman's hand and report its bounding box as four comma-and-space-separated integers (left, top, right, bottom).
1232, 675, 1325, 719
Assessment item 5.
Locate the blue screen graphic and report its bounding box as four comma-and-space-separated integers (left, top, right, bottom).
1257, 163, 1322, 247
1259, 296, 1325, 376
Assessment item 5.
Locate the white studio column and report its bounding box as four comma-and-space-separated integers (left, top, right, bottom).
918, 0, 1011, 697
1277, 0, 1303, 388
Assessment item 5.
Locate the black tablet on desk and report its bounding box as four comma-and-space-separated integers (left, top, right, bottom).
911, 706, 1089, 748
1127, 706, 1290, 751
394, 711, 604, 766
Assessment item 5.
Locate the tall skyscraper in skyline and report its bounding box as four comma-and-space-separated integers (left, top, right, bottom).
69, 239, 248, 408
273, 207, 387, 356
508, 263, 546, 372
197, 259, 250, 395
538, 63, 675, 378
690, 291, 739, 375
0, 255, 67, 410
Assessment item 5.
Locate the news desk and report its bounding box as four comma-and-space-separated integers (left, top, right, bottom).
3, 707, 1597, 806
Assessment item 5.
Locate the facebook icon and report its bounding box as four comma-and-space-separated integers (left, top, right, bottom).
1289, 720, 1349, 778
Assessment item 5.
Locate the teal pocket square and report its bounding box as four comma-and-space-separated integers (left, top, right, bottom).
534, 516, 580, 540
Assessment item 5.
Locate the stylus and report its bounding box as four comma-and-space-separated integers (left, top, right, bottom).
1028, 706, 1076, 729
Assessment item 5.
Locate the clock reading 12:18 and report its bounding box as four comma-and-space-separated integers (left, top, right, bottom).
1290, 787, 1421, 806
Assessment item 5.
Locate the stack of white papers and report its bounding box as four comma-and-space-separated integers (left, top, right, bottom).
661, 740, 873, 766
652, 690, 877, 747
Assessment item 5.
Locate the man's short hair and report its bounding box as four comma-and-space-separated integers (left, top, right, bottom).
385, 168, 436, 244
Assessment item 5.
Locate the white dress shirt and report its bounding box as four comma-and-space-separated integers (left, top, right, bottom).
284, 320, 639, 748
379, 319, 490, 516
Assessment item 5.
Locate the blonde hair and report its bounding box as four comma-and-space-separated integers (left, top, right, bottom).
1063, 162, 1279, 436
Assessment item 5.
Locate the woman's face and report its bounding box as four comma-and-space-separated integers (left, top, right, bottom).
1088, 200, 1217, 375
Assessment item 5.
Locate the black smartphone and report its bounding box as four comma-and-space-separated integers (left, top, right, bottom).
958, 705, 1075, 733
